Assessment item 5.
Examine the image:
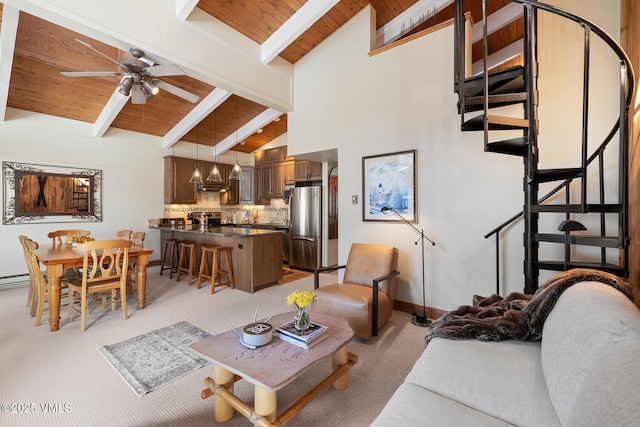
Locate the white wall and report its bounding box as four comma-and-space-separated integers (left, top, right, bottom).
290, 3, 621, 311
0, 109, 166, 278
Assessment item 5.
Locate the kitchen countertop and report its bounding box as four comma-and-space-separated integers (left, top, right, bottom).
223, 223, 289, 230
149, 224, 286, 237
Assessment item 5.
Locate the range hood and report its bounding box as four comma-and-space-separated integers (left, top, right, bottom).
198, 182, 229, 192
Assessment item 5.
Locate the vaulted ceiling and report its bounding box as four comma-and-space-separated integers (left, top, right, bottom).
0, 0, 522, 155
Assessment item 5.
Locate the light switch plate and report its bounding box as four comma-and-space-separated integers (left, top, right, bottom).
352, 195, 358, 204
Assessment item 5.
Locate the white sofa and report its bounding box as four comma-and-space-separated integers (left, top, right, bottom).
372, 280, 640, 426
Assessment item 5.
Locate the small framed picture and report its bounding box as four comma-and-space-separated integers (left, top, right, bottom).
362, 150, 417, 222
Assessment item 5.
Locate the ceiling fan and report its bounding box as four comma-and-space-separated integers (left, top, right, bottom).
60, 39, 200, 105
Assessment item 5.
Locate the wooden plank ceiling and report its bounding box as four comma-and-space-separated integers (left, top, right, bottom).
1, 0, 522, 154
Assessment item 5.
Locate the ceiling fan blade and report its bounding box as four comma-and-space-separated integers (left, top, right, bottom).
146, 63, 185, 77
60, 71, 122, 77
75, 39, 122, 68
154, 80, 199, 103
130, 85, 146, 104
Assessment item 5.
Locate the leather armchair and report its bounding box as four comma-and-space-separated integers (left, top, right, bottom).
313, 243, 400, 339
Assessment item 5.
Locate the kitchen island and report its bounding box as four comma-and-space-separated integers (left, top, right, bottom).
152, 225, 283, 293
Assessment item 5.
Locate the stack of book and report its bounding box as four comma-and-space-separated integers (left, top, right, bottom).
275, 319, 328, 349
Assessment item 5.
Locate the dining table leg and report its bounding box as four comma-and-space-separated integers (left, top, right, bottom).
136, 254, 149, 309
46, 264, 63, 332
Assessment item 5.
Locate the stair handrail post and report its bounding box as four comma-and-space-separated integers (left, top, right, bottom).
523, 2, 539, 294
454, 0, 466, 128
580, 23, 591, 212
482, 0, 489, 150
619, 62, 630, 249
495, 229, 500, 295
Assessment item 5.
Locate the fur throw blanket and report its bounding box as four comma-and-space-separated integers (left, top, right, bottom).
425, 268, 632, 344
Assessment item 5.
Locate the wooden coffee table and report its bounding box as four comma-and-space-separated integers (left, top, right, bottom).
190, 311, 357, 426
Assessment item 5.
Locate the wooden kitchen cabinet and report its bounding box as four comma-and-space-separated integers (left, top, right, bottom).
255, 146, 287, 165
255, 163, 284, 202
294, 159, 323, 182
284, 160, 296, 185
164, 156, 198, 204
239, 167, 254, 204
224, 166, 253, 205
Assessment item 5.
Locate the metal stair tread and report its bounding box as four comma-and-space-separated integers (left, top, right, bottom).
462, 114, 529, 131
460, 92, 527, 113
532, 203, 623, 213
458, 65, 525, 97
531, 167, 582, 183
536, 233, 623, 248
486, 137, 528, 156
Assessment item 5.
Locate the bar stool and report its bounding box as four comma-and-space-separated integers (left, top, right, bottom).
159, 238, 180, 279
176, 241, 201, 286
197, 245, 235, 294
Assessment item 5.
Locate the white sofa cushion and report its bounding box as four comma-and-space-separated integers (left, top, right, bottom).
371, 382, 514, 427
541, 281, 640, 426
407, 338, 561, 426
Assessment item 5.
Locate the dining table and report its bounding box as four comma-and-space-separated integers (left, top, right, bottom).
35, 242, 154, 332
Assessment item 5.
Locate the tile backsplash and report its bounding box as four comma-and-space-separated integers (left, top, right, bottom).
164, 196, 289, 224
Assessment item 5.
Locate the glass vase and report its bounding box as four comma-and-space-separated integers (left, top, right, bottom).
294, 307, 311, 332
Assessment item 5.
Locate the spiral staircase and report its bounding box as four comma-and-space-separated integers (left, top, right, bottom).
453, 0, 635, 294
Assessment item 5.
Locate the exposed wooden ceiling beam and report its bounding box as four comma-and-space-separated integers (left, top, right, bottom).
471, 3, 523, 43
163, 87, 231, 149
375, 0, 453, 49
93, 88, 130, 137
215, 108, 283, 154
261, 0, 339, 65
0, 5, 19, 121
175, 0, 198, 21
472, 38, 523, 75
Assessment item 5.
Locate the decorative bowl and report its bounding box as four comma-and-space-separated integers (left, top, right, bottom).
242, 322, 273, 347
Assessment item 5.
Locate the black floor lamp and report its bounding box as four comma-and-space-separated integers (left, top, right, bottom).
381, 206, 435, 327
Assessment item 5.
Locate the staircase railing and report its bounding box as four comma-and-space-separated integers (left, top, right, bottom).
455, 0, 635, 293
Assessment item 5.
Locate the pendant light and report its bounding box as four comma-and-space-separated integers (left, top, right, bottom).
189, 132, 204, 184
228, 96, 243, 181
206, 111, 223, 182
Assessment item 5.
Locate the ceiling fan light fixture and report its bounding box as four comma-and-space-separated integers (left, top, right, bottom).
118, 76, 133, 96
140, 84, 154, 100
143, 80, 159, 95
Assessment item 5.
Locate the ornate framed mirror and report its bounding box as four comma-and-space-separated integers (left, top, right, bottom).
3, 161, 102, 224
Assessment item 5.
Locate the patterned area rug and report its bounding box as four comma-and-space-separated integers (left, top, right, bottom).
98, 320, 213, 397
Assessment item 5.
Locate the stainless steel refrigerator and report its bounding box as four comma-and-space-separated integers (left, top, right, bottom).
289, 186, 322, 270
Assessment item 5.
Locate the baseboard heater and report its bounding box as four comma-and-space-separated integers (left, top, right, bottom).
0, 273, 29, 290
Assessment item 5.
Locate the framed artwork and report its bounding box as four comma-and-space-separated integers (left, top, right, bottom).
362, 150, 417, 222
3, 161, 102, 224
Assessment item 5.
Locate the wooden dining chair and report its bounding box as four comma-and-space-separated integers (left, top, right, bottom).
67, 239, 132, 331
48, 229, 91, 245
126, 232, 146, 293
130, 232, 145, 247
19, 235, 36, 309
116, 230, 133, 240
22, 237, 70, 326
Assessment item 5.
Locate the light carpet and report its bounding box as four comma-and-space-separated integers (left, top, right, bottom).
98, 320, 213, 397
0, 266, 426, 426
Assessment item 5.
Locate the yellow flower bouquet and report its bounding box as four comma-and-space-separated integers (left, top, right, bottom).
287, 290, 316, 309
287, 290, 316, 331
